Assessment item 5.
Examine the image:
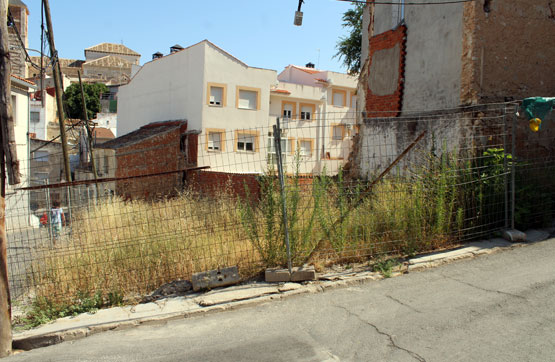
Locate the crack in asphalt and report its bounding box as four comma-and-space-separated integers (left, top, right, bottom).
332, 304, 426, 362
442, 274, 528, 301
385, 295, 423, 314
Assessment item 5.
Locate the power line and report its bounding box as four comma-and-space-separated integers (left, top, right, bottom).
337, 0, 474, 5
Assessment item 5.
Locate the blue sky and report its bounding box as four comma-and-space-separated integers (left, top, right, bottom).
24, 0, 355, 73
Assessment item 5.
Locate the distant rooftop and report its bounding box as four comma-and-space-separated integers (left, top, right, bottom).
98, 121, 186, 150
85, 43, 140, 57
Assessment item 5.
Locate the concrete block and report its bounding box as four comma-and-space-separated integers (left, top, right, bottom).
291, 266, 316, 282
191, 266, 240, 291
265, 268, 290, 282
502, 229, 527, 242
524, 229, 550, 243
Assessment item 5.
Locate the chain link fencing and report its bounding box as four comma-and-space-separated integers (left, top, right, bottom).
5, 103, 554, 308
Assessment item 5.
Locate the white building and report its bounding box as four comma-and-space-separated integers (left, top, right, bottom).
118, 40, 357, 175
7, 75, 37, 229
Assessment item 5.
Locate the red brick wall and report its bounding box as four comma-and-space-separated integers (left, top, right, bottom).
365, 25, 407, 117
187, 171, 261, 200
116, 124, 188, 199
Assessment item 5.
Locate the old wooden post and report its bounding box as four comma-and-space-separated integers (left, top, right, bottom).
78, 71, 99, 196
0, 0, 15, 355
43, 0, 72, 182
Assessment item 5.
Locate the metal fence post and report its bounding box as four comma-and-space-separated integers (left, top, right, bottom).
274, 118, 292, 274
66, 185, 72, 227
45, 183, 53, 243
511, 108, 517, 230
503, 106, 509, 229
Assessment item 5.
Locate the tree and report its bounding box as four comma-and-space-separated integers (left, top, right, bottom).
63, 82, 108, 120
334, 3, 364, 75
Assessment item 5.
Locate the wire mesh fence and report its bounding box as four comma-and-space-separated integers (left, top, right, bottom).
5, 103, 555, 308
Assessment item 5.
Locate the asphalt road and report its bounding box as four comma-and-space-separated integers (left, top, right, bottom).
8, 238, 555, 362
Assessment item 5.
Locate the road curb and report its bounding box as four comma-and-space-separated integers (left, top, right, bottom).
12, 233, 551, 352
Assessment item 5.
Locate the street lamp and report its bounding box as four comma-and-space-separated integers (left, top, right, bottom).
294, 0, 304, 26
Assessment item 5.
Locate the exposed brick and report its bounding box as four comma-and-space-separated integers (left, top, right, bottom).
365, 25, 407, 118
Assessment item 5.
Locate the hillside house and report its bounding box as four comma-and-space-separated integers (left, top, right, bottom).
117, 40, 357, 176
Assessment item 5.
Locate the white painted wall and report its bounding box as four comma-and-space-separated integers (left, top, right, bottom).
6, 84, 32, 230
93, 113, 118, 137
117, 42, 206, 135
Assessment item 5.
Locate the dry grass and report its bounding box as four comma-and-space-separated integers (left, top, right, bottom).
29, 161, 468, 304
30, 189, 259, 302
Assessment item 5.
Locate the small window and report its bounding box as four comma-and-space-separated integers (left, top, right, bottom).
34, 151, 49, 162
300, 105, 314, 121
237, 88, 259, 110
30, 111, 40, 123
332, 90, 346, 107
282, 101, 295, 120
332, 125, 346, 140
209, 86, 223, 106
208, 132, 222, 151
267, 133, 290, 165
298, 139, 313, 157
351, 94, 357, 109
283, 104, 293, 119
237, 132, 256, 152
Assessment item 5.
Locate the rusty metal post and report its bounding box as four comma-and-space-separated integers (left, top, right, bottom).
274, 118, 292, 274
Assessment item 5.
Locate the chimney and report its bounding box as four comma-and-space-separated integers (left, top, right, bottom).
170, 44, 184, 54
152, 52, 163, 60
305, 62, 315, 69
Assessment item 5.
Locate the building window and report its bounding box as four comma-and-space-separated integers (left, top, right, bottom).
237, 87, 260, 110
300, 103, 315, 121
205, 129, 225, 152
235, 130, 259, 152
30, 111, 40, 123
267, 133, 293, 165
298, 139, 314, 157
207, 83, 226, 107
33, 151, 49, 162
282, 101, 295, 120
332, 90, 346, 107
332, 125, 346, 140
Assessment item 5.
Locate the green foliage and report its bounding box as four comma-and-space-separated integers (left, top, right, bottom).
16, 290, 122, 329
373, 258, 400, 278
238, 160, 318, 267
63, 82, 108, 120
334, 2, 364, 74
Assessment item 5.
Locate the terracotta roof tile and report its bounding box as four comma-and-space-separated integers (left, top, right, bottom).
11, 74, 35, 85
271, 89, 291, 94
85, 43, 140, 57
93, 127, 115, 139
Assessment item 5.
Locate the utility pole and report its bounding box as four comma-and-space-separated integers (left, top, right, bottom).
0, 0, 15, 355
78, 71, 99, 195
42, 0, 72, 182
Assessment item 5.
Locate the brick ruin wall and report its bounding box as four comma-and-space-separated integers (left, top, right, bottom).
364, 25, 407, 117
461, 0, 555, 105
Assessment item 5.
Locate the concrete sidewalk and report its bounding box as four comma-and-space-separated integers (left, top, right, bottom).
12, 228, 552, 351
